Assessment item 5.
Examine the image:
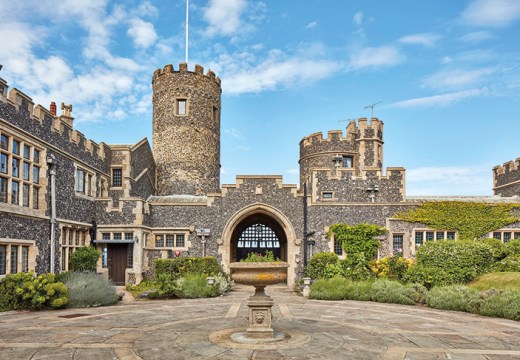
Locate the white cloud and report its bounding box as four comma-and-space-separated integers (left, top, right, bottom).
399, 33, 441, 47
137, 1, 158, 17
221, 56, 340, 94
353, 11, 363, 26
458, 31, 495, 43
203, 0, 247, 37
407, 165, 491, 196
306, 21, 317, 29
389, 88, 488, 108
421, 68, 496, 89
127, 18, 158, 48
224, 128, 244, 139
348, 46, 405, 70
462, 0, 520, 27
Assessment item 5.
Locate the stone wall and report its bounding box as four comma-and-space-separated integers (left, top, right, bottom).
130, 140, 156, 199
152, 63, 221, 196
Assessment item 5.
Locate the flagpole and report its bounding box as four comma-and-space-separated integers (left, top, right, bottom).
185, 0, 189, 64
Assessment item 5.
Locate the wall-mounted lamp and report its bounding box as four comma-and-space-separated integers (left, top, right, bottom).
134, 236, 139, 244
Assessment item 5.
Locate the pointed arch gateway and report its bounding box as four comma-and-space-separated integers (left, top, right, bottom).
219, 203, 299, 288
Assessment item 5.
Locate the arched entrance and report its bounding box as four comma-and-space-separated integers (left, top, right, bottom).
219, 203, 300, 288
230, 214, 287, 262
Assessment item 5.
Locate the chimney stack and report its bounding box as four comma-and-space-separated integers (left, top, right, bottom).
50, 102, 57, 116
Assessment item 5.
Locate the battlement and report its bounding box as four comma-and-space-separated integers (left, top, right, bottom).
151, 63, 221, 86
0, 77, 106, 161
300, 118, 383, 148
493, 158, 520, 176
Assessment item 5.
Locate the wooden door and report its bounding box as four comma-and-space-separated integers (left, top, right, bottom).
108, 244, 127, 285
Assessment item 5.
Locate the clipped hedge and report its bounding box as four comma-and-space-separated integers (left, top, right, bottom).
505, 239, 520, 256
0, 272, 68, 311
412, 240, 496, 285
154, 256, 224, 280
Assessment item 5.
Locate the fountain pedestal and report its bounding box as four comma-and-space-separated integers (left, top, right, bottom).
229, 262, 290, 340
246, 286, 274, 339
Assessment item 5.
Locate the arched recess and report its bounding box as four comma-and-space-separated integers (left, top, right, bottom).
218, 203, 300, 288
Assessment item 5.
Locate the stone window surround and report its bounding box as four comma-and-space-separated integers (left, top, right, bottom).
0, 238, 36, 278
73, 163, 96, 199
176, 98, 189, 116
328, 232, 346, 260
111, 167, 123, 189
151, 231, 189, 250
413, 229, 457, 246
0, 130, 43, 210
491, 230, 520, 243
60, 225, 90, 272
320, 191, 335, 202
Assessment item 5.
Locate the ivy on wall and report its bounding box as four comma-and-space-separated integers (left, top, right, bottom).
394, 201, 520, 240
327, 223, 387, 259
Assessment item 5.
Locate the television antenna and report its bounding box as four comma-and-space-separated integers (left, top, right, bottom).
338, 118, 357, 123
364, 101, 382, 118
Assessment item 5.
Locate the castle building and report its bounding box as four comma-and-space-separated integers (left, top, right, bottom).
1, 63, 519, 287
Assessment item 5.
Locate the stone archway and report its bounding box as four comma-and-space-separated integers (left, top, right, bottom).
219, 203, 300, 288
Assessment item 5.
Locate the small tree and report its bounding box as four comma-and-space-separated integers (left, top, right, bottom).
69, 246, 100, 272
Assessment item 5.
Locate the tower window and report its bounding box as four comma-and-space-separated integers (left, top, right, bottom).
177, 99, 187, 115
342, 156, 353, 168
112, 168, 122, 187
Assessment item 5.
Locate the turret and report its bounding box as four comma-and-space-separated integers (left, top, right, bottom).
152, 63, 222, 195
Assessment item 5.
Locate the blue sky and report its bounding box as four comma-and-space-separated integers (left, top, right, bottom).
1, 0, 519, 196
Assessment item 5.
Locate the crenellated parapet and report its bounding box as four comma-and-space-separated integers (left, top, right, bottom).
493, 157, 520, 197
309, 166, 406, 203
0, 77, 106, 161
152, 62, 221, 87
299, 118, 385, 186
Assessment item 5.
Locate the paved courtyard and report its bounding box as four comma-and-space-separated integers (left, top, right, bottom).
0, 284, 519, 360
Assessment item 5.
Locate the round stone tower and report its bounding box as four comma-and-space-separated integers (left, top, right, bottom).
152, 63, 221, 196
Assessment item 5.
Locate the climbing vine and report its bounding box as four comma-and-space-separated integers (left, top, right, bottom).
394, 201, 520, 240
327, 223, 387, 259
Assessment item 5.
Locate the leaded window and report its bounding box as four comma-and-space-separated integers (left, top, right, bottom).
392, 234, 403, 254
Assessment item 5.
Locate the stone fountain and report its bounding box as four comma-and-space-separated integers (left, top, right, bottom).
228, 261, 290, 340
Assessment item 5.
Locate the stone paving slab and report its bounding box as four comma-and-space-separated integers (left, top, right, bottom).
0, 284, 519, 359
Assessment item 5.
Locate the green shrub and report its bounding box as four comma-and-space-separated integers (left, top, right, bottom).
413, 240, 496, 284
154, 256, 224, 280
0, 272, 68, 311
477, 238, 506, 260
69, 247, 100, 272
427, 285, 481, 312
490, 255, 520, 272
305, 252, 340, 279
65, 272, 119, 308
403, 265, 457, 289
175, 274, 220, 298
370, 280, 418, 305
309, 278, 425, 305
478, 289, 520, 321
309, 277, 352, 300
213, 273, 234, 295
372, 255, 413, 281
505, 239, 520, 256
340, 253, 374, 281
